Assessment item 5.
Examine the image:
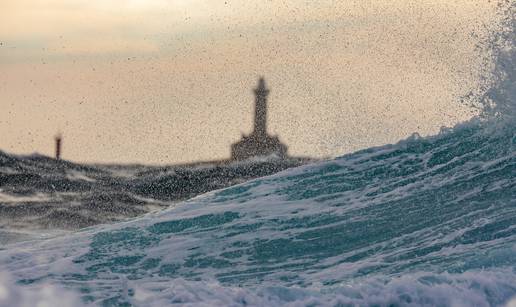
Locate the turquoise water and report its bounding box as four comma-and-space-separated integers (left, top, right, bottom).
0, 117, 514, 306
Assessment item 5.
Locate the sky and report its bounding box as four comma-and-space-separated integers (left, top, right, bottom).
0, 0, 500, 164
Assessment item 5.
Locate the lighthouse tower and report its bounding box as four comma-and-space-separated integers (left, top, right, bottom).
231, 77, 288, 160
253, 77, 269, 137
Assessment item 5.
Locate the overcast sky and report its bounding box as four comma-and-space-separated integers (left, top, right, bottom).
0, 0, 499, 164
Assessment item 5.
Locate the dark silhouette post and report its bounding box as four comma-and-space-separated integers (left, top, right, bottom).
253, 77, 269, 137
55, 134, 62, 160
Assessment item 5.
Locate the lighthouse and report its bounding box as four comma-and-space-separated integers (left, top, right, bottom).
230, 77, 288, 160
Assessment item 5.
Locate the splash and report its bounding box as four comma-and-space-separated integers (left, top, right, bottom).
473, 0, 515, 120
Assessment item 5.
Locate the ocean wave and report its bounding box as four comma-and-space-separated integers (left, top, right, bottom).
0, 115, 514, 305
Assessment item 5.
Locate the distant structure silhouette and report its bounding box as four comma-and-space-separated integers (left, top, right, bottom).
231, 77, 288, 160
55, 134, 62, 160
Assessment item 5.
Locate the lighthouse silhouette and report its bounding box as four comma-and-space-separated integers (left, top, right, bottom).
230, 77, 288, 160
253, 77, 269, 137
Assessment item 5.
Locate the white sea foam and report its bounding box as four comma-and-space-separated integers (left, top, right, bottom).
0, 270, 515, 307
0, 272, 83, 307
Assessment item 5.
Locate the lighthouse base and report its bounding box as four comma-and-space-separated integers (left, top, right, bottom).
231, 133, 288, 161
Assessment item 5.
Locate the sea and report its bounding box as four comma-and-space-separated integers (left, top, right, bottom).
0, 5, 514, 307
